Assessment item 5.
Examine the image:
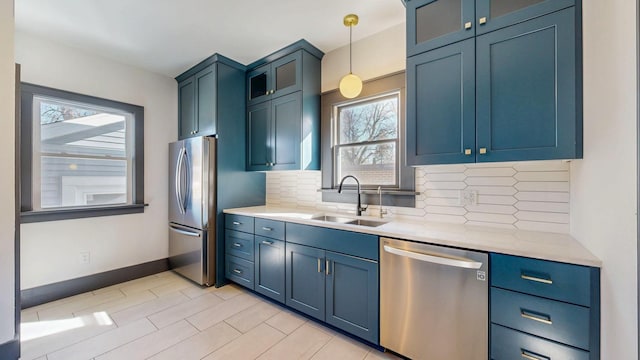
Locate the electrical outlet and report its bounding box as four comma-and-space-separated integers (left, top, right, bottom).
79, 251, 90, 264
458, 190, 478, 206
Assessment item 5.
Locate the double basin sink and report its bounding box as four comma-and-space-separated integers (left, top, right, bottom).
310, 214, 387, 228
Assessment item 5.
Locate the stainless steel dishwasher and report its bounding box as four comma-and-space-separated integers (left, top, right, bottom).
380, 237, 488, 360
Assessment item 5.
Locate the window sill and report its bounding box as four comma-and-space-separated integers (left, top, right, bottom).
317, 188, 420, 196
20, 204, 148, 223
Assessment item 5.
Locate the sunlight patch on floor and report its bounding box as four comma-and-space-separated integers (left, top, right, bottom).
21, 311, 113, 342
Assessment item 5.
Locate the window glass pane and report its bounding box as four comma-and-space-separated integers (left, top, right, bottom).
336, 142, 397, 186
35, 96, 132, 209
415, 0, 461, 45
40, 157, 127, 208
338, 96, 398, 145
275, 60, 297, 91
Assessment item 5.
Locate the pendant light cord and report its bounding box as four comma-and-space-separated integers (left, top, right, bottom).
349, 24, 353, 74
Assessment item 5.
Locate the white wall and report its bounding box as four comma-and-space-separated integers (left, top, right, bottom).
571, 0, 638, 358
16, 31, 177, 289
0, 0, 16, 346
321, 23, 405, 93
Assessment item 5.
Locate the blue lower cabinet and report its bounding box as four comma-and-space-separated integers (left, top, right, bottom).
491, 324, 589, 360
285, 240, 380, 344
285, 243, 326, 321
325, 251, 379, 344
226, 255, 254, 290
255, 236, 285, 303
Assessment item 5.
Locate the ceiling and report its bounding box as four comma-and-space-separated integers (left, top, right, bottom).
15, 0, 406, 78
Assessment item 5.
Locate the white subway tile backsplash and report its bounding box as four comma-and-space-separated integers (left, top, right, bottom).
264, 160, 571, 234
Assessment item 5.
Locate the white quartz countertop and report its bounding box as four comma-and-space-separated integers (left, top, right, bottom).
224, 206, 601, 267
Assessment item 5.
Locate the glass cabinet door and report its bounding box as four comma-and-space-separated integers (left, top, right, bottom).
247, 64, 271, 106
271, 51, 302, 99
475, 0, 575, 35
407, 0, 475, 56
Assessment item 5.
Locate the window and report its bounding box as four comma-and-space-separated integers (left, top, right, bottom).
334, 93, 399, 187
321, 72, 415, 207
20, 83, 145, 222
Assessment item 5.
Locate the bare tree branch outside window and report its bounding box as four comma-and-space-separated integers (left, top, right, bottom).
335, 93, 400, 186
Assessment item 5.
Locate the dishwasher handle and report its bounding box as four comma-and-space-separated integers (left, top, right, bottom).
383, 245, 483, 269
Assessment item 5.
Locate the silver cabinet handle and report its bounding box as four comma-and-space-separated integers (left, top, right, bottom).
325, 259, 330, 275
520, 309, 552, 325
233, 269, 242, 274
521, 350, 549, 360
383, 245, 483, 269
262, 240, 274, 245
261, 227, 273, 231
317, 258, 322, 273
169, 225, 201, 237
232, 221, 241, 226
233, 243, 242, 248
521, 274, 553, 285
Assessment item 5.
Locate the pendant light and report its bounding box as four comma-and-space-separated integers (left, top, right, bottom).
339, 14, 363, 99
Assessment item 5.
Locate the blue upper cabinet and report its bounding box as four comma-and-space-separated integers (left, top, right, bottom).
247, 52, 303, 107
476, 8, 578, 161
407, 39, 476, 165
475, 0, 575, 35
246, 40, 323, 171
406, 0, 582, 165
406, 0, 475, 57
176, 54, 246, 140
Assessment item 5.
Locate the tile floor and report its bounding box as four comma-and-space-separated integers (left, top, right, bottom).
20, 271, 400, 360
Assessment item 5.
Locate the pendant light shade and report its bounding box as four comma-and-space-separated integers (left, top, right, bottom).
340, 14, 362, 99
339, 73, 363, 99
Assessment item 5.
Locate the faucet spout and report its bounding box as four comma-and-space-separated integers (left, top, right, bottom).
338, 175, 366, 216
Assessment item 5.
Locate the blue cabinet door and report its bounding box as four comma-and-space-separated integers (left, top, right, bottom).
255, 236, 285, 303
406, 0, 476, 56
271, 52, 302, 99
475, 0, 575, 35
271, 92, 302, 170
247, 101, 272, 171
325, 251, 379, 344
195, 65, 216, 137
476, 8, 578, 162
285, 243, 325, 321
247, 63, 271, 106
407, 38, 476, 165
178, 76, 196, 139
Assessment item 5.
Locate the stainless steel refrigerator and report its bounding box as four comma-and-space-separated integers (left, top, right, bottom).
168, 136, 217, 286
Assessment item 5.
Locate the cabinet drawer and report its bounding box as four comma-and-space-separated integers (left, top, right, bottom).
491, 324, 589, 360
491, 253, 591, 306
225, 214, 254, 233
226, 255, 254, 289
225, 230, 254, 261
286, 223, 378, 261
255, 218, 285, 240
491, 287, 590, 350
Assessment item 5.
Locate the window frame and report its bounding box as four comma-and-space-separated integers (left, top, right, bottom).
20, 83, 145, 223
321, 71, 416, 208
333, 91, 401, 189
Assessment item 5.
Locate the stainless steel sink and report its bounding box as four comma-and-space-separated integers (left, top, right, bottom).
310, 215, 355, 224
310, 214, 387, 227
346, 219, 387, 227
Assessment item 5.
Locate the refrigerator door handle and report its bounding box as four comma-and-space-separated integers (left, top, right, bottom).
169, 225, 201, 237
175, 147, 186, 214
182, 147, 191, 213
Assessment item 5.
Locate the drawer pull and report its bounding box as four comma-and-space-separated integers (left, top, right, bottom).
233, 243, 242, 248
261, 240, 274, 245
520, 309, 553, 325
261, 227, 273, 231
232, 221, 241, 225
521, 349, 550, 360
521, 273, 553, 285
233, 269, 242, 274
325, 259, 331, 275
